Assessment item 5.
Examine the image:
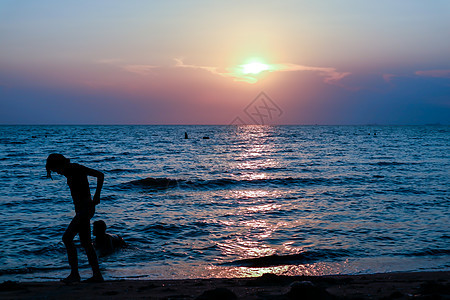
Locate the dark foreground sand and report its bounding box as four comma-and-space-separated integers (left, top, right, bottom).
1, 271, 449, 299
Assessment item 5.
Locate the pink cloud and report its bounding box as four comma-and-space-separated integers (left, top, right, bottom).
95, 57, 351, 86
415, 69, 450, 78
95, 59, 157, 76
273, 63, 351, 85
173, 58, 254, 82
382, 73, 396, 83
122, 64, 158, 76
173, 59, 351, 85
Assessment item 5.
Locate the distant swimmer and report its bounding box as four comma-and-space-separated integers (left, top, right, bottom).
93, 220, 126, 257
46, 153, 104, 283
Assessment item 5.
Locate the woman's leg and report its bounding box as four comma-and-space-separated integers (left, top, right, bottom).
62, 215, 81, 282
79, 216, 103, 282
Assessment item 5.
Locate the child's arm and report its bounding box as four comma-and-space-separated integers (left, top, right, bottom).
86, 167, 104, 205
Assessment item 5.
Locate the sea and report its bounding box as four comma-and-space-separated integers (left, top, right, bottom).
0, 125, 449, 282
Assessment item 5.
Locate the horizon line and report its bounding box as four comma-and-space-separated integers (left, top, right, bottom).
0, 123, 448, 126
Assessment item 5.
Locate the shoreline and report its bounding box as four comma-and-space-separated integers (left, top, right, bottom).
1, 270, 449, 299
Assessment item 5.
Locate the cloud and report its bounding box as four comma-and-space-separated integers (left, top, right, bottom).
96, 58, 157, 76
272, 63, 351, 85
122, 64, 158, 76
173, 58, 218, 74
173, 58, 247, 82
95, 57, 351, 85
382, 73, 396, 83
173, 58, 351, 85
415, 69, 450, 78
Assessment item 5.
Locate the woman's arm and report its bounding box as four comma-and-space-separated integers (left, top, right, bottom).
86, 167, 104, 205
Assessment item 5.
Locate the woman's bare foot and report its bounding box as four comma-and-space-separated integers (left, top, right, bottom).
61, 273, 81, 284
83, 273, 104, 283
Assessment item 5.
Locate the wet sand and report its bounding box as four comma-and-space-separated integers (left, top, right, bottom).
1, 271, 449, 299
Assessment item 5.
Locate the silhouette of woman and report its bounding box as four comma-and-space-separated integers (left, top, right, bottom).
46, 153, 104, 283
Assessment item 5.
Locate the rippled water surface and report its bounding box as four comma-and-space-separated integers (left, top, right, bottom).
0, 125, 449, 281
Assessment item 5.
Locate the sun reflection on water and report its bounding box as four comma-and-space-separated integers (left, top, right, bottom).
207, 261, 348, 278
233, 126, 280, 177
213, 126, 328, 279
233, 189, 269, 199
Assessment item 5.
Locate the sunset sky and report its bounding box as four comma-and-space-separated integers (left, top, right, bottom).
1, 0, 449, 124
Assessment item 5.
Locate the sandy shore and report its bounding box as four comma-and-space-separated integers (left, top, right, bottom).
1, 271, 449, 299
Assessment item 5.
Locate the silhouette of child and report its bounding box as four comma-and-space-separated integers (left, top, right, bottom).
93, 220, 126, 256
46, 153, 104, 283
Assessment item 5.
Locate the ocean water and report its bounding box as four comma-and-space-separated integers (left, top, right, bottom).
0, 125, 449, 282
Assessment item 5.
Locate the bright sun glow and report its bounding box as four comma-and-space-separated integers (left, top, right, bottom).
241, 62, 270, 74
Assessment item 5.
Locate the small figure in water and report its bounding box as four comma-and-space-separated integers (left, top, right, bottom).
93, 220, 127, 257
46, 153, 104, 283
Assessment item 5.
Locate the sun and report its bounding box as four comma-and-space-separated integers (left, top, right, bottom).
231, 59, 274, 83
241, 62, 270, 75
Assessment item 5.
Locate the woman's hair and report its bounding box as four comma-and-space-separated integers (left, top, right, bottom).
46, 153, 70, 178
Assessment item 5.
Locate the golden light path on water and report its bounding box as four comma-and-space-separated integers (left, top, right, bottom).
203, 126, 332, 277
206, 262, 349, 278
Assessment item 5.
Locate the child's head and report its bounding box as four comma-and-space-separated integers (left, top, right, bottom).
93, 220, 107, 236
46, 153, 70, 178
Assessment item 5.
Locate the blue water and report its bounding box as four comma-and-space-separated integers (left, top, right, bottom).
0, 125, 449, 281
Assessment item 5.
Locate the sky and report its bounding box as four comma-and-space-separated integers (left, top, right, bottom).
0, 0, 449, 125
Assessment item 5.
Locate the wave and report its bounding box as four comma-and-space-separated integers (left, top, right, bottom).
119, 177, 182, 190
0, 139, 26, 145
92, 156, 119, 162
116, 176, 368, 191
221, 247, 449, 268
108, 168, 141, 174
402, 249, 450, 257
134, 221, 211, 239
221, 249, 352, 267
0, 266, 66, 276
19, 244, 66, 256
370, 161, 415, 166
389, 187, 427, 195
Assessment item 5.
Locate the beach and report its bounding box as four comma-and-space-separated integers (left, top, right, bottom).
1, 271, 449, 299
